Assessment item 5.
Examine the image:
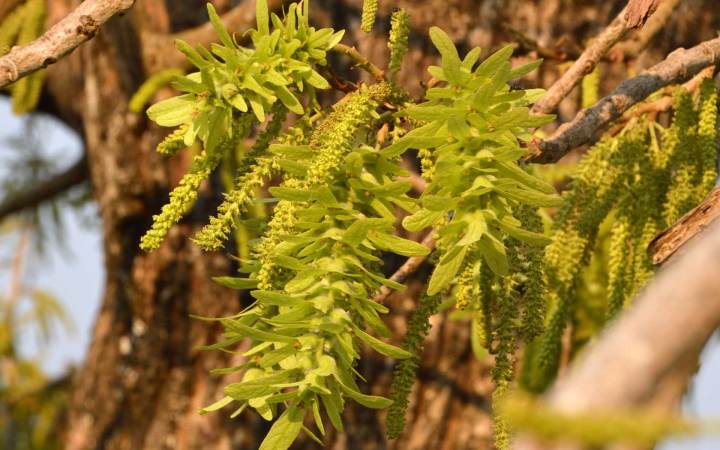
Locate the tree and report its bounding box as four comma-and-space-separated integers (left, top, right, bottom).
1, 0, 720, 449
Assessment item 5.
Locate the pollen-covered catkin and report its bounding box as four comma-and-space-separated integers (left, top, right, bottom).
387, 294, 441, 439
388, 10, 410, 73
360, 0, 378, 33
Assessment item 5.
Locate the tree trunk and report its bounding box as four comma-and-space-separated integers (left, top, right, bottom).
24, 0, 720, 449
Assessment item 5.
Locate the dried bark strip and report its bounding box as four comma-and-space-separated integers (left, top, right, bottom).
0, 0, 136, 88
529, 36, 720, 164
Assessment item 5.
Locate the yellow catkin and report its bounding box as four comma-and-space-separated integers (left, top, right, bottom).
360, 0, 378, 33
10, 0, 47, 115
454, 260, 475, 309
387, 9, 410, 73
0, 3, 25, 55
696, 79, 718, 196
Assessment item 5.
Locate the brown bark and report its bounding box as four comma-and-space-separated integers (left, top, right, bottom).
22, 1, 720, 449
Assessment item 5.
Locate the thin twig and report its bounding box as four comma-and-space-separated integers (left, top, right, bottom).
333, 43, 385, 82
531, 5, 634, 115
611, 0, 684, 61
373, 232, 436, 303
528, 36, 720, 164
0, 0, 135, 88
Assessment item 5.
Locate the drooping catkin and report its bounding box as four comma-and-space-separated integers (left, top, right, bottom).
606, 213, 631, 319
696, 79, 718, 195
0, 3, 25, 55
387, 9, 410, 73
386, 294, 441, 439
360, 0, 378, 33
581, 65, 600, 109
10, 0, 47, 115
156, 125, 189, 155
140, 136, 238, 251
517, 204, 547, 342
193, 107, 288, 250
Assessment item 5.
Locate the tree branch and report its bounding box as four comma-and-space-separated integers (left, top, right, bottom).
648, 186, 720, 266
528, 36, 720, 164
333, 43, 385, 82
611, 0, 684, 61
0, 157, 88, 222
531, 5, 634, 115
513, 220, 720, 449
0, 0, 135, 89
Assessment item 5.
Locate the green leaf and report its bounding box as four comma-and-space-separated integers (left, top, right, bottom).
367, 231, 430, 257
223, 319, 297, 343
494, 184, 562, 207
428, 26, 463, 84
343, 218, 389, 246
456, 217, 487, 246
146, 94, 195, 127
199, 396, 233, 414
256, 0, 270, 36
258, 406, 305, 450
353, 326, 412, 359
402, 209, 443, 232
496, 218, 550, 246
275, 85, 304, 114
427, 245, 467, 295
336, 380, 392, 409
509, 59, 543, 79
306, 69, 330, 89
496, 162, 556, 194
249, 98, 266, 122
475, 44, 514, 78
476, 236, 509, 275
207, 4, 234, 48
320, 391, 344, 432
269, 186, 311, 202
229, 94, 248, 112
174, 39, 208, 68
213, 276, 259, 290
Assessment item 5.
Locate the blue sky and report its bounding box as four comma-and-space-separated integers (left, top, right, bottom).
0, 97, 718, 448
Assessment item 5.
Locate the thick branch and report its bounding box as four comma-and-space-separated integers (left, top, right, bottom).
0, 157, 88, 221
531, 5, 633, 115
528, 36, 720, 164
514, 221, 720, 449
0, 0, 135, 88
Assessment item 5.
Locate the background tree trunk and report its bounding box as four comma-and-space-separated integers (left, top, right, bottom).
11, 0, 720, 449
